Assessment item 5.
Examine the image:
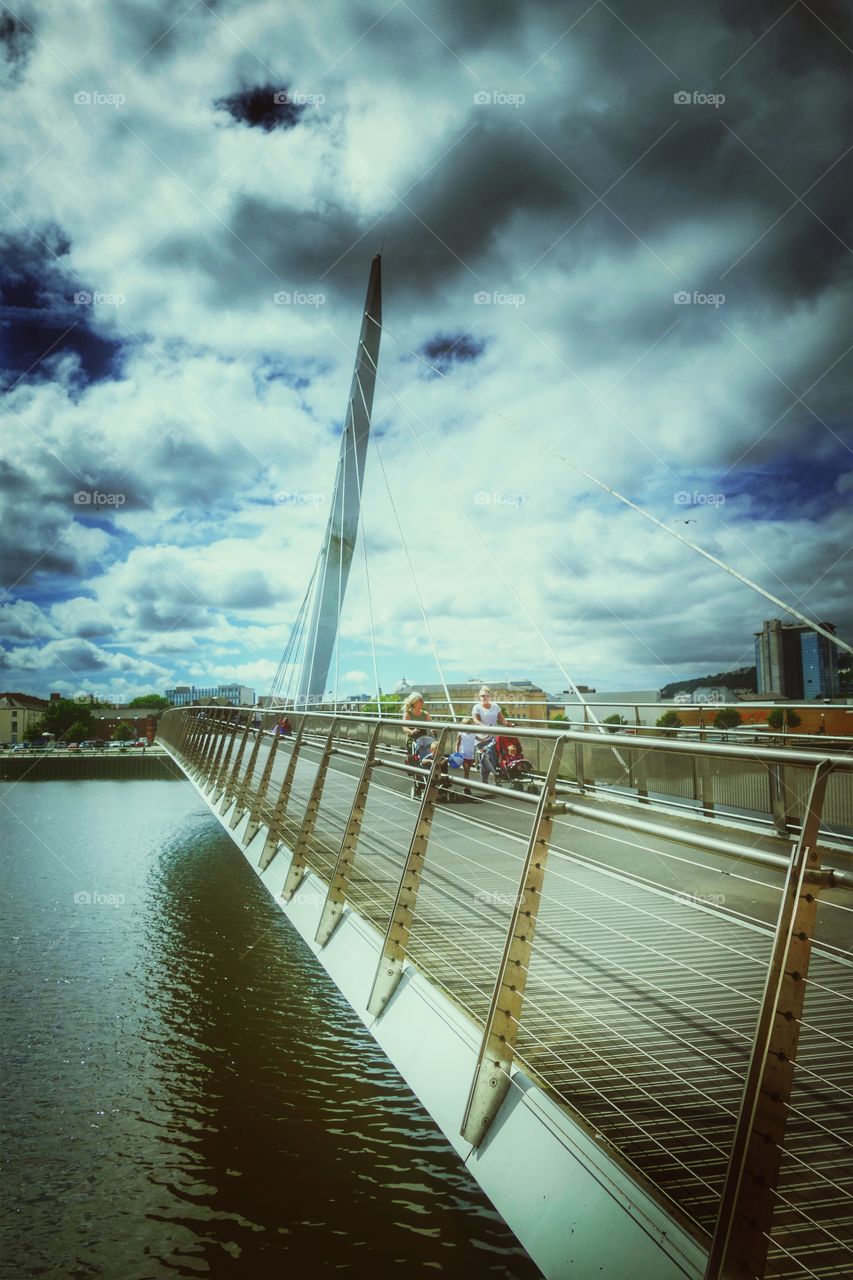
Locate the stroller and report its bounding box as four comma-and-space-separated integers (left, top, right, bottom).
408, 733, 452, 802
494, 735, 537, 794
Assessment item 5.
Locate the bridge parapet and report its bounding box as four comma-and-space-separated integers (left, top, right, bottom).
158, 706, 853, 1280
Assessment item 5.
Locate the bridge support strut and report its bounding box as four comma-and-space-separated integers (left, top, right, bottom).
461, 738, 566, 1147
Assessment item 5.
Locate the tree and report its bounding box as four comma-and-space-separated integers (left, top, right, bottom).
127, 695, 170, 709
112, 722, 135, 741
603, 714, 628, 733
362, 694, 402, 715
767, 708, 802, 731
30, 699, 95, 741
714, 708, 742, 731
550, 713, 568, 723
656, 710, 682, 730
65, 720, 93, 742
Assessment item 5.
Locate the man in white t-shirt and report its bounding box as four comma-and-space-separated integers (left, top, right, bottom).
471, 686, 507, 782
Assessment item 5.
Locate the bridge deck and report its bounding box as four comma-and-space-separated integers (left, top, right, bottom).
190, 726, 853, 1279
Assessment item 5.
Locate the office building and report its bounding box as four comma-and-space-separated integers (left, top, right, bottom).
754, 619, 840, 700
165, 684, 255, 707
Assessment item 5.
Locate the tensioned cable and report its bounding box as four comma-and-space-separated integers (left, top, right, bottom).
300, 435, 346, 709
367, 314, 853, 661
355, 370, 454, 716
268, 555, 318, 704
358, 340, 618, 742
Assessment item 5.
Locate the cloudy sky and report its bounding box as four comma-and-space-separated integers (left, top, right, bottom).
1, 0, 851, 704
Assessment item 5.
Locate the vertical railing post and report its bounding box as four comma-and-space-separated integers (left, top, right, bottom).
220, 715, 252, 810
704, 759, 833, 1280
242, 729, 283, 846
229, 719, 264, 829
696, 752, 714, 817
203, 711, 234, 793
574, 741, 586, 794
194, 717, 219, 781
212, 712, 245, 802
634, 743, 650, 805
280, 720, 339, 896
461, 739, 566, 1145
315, 723, 381, 945
768, 762, 792, 837
256, 723, 307, 870
172, 712, 189, 756
366, 728, 452, 1017
188, 711, 208, 768
176, 712, 196, 763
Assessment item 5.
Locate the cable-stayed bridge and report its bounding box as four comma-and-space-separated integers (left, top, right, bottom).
158, 704, 853, 1280
160, 259, 853, 1279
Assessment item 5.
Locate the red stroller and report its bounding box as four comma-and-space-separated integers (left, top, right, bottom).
494, 735, 537, 794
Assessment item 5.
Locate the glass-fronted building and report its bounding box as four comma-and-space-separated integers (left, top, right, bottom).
165, 684, 255, 707
801, 631, 840, 699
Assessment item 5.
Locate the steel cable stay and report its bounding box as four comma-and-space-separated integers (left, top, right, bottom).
366, 313, 853, 663
353, 370, 455, 718
357, 341, 621, 748
268, 555, 319, 705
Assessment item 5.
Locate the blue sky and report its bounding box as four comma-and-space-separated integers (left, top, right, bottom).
1, 0, 851, 702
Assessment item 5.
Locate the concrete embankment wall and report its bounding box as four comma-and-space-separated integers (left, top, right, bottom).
0, 752, 184, 781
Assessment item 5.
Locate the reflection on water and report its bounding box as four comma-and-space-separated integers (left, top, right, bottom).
1, 781, 541, 1278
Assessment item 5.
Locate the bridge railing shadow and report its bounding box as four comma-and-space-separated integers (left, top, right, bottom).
158, 706, 853, 1280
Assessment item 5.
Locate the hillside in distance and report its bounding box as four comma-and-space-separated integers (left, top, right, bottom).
659, 667, 757, 700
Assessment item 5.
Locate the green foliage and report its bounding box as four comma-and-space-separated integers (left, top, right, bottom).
111, 721, 135, 741
66, 720, 93, 742
30, 699, 95, 741
361, 694, 402, 715
767, 708, 802, 730
127, 694, 170, 709
550, 713, 568, 722
714, 708, 742, 730
603, 714, 628, 733
656, 710, 683, 729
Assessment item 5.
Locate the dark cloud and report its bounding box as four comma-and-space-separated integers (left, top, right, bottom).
215, 84, 305, 132
0, 9, 35, 81
0, 228, 124, 388
421, 333, 486, 369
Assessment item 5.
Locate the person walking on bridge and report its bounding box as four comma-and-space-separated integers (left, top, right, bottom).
402, 690, 432, 757
402, 690, 433, 797
471, 686, 507, 783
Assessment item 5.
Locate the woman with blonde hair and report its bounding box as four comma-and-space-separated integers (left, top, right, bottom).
402, 690, 434, 798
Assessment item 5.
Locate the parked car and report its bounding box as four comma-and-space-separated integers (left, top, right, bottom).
67, 743, 80, 752
93, 740, 107, 750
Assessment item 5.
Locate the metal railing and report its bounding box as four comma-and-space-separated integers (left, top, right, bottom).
158, 706, 853, 1280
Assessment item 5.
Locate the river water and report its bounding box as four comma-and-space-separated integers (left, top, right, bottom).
1, 780, 540, 1279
